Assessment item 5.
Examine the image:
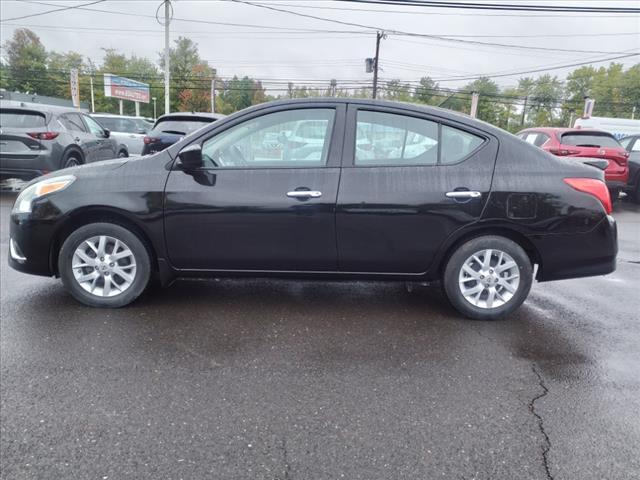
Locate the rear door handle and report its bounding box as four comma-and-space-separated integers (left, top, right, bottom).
446, 191, 482, 199
287, 190, 322, 198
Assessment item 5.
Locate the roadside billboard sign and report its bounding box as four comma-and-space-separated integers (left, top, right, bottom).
70, 69, 80, 108
103, 74, 150, 103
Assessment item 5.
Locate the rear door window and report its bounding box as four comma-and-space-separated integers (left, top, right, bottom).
60, 113, 87, 132
0, 110, 46, 128
561, 133, 621, 148
355, 111, 439, 166
354, 110, 485, 166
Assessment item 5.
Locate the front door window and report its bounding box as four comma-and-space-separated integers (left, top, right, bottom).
201, 109, 335, 168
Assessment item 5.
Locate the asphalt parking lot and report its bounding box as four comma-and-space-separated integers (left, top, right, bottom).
1, 192, 639, 480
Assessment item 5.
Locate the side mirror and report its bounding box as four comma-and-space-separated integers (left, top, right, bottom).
103, 128, 111, 138
178, 144, 203, 170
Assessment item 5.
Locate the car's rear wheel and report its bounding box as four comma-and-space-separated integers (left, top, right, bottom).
59, 223, 151, 308
443, 236, 533, 320
117, 150, 128, 158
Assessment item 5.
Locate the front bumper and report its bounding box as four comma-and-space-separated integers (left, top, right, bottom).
8, 202, 62, 278
531, 214, 617, 282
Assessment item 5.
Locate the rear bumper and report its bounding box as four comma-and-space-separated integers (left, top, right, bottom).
1, 152, 57, 181
530, 214, 617, 282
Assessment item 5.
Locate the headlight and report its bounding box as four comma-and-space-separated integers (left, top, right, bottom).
12, 175, 76, 214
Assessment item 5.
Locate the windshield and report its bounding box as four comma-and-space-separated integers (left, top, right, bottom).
561, 133, 622, 148
152, 118, 212, 135
0, 111, 46, 128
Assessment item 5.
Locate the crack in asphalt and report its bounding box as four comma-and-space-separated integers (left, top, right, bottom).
281, 437, 292, 480
530, 364, 553, 480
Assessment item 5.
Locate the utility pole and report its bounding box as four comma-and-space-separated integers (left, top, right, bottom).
163, 0, 171, 115
211, 78, 216, 113
520, 95, 528, 126
470, 92, 480, 118
372, 31, 384, 99
89, 76, 95, 112
152, 97, 157, 119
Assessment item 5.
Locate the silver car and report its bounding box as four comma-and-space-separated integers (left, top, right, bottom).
91, 114, 153, 156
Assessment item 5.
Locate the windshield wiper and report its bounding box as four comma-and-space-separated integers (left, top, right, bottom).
575, 144, 601, 148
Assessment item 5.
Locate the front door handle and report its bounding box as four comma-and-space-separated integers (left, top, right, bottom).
445, 191, 482, 199
286, 190, 322, 198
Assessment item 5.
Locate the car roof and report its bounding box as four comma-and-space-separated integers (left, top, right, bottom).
213, 97, 513, 138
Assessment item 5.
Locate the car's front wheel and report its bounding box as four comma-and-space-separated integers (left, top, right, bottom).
443, 236, 533, 320
59, 223, 151, 308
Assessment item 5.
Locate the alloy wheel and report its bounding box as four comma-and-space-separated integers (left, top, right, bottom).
458, 249, 520, 309
72, 235, 137, 297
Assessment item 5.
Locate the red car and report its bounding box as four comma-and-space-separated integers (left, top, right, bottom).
517, 127, 629, 198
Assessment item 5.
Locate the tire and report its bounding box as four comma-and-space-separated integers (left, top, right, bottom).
58, 222, 151, 308
117, 150, 128, 158
443, 236, 533, 320
62, 152, 83, 169
609, 188, 620, 203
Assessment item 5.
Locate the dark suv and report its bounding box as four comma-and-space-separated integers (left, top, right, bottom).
142, 112, 225, 155
0, 105, 126, 181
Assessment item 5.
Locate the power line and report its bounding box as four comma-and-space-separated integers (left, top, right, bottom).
0, 0, 107, 22
241, 0, 640, 17
228, 0, 633, 55
338, 0, 640, 14
4, 21, 636, 40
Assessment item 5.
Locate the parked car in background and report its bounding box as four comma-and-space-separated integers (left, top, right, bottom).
620, 134, 640, 202
142, 112, 225, 155
91, 114, 152, 156
1, 105, 123, 181
517, 127, 629, 199
9, 99, 617, 320
573, 116, 640, 140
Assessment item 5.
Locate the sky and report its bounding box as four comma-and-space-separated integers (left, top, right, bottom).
1, 0, 639, 94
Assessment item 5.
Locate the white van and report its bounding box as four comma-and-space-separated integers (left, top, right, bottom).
573, 116, 640, 140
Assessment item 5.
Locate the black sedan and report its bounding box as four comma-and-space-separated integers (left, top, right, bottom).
142, 112, 225, 155
8, 99, 617, 320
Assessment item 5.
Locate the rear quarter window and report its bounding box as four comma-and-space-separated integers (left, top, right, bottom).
440, 125, 484, 164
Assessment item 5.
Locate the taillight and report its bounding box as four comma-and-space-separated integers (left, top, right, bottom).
144, 136, 159, 145
27, 132, 59, 140
564, 178, 612, 214
549, 148, 579, 156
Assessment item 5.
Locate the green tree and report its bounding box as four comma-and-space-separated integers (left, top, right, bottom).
217, 76, 266, 114
461, 77, 501, 124
383, 79, 412, 101
529, 74, 565, 126
413, 76, 438, 105
2, 28, 52, 95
